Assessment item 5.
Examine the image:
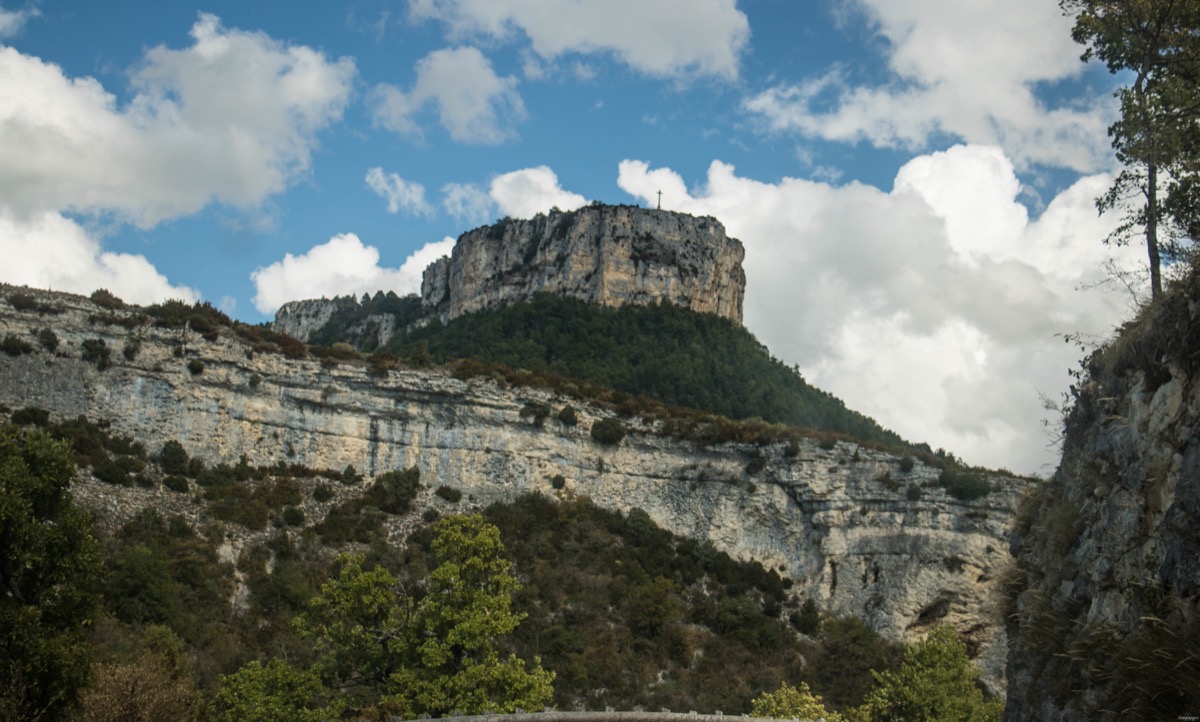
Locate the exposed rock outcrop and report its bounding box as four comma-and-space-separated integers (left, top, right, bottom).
1005, 276, 1200, 719
0, 285, 1026, 692
422, 205, 746, 325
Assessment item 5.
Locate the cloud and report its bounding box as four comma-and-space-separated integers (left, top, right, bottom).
0, 4, 37, 37
365, 167, 433, 215
369, 46, 525, 144
442, 182, 494, 224
408, 0, 749, 80
0, 13, 354, 304
0, 210, 198, 304
742, 0, 1113, 171
439, 166, 586, 224
251, 233, 456, 314
618, 146, 1143, 473
490, 166, 586, 218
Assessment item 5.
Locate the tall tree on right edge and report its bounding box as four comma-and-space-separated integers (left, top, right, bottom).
1063, 0, 1200, 299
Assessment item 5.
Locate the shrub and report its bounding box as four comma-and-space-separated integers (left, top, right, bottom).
818, 437, 837, 451
122, 338, 141, 361
551, 474, 566, 490
36, 328, 58, 352
159, 440, 189, 475
282, 506, 306, 527
186, 359, 204, 375
906, 483, 922, 501
11, 406, 50, 427
784, 439, 801, 457
519, 401, 551, 427
435, 485, 462, 503
248, 373, 262, 389
938, 469, 991, 501
557, 405, 578, 426
312, 484, 334, 503
82, 339, 111, 370
340, 464, 360, 485
8, 292, 39, 311
163, 475, 189, 493
590, 417, 626, 446
790, 598, 821, 635
369, 467, 421, 514
899, 456, 916, 472
1, 334, 33, 356
89, 288, 125, 310
422, 509, 440, 523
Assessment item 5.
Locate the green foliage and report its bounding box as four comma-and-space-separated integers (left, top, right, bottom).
82, 338, 111, 370
210, 659, 331, 722
906, 484, 922, 501
790, 598, 821, 635
899, 456, 915, 472
859, 626, 1002, 722
590, 417, 627, 445
751, 681, 842, 722
186, 359, 204, 375
8, 291, 62, 315
299, 517, 553, 718
121, 338, 141, 361
550, 473, 566, 490
519, 401, 552, 427
1, 334, 33, 356
163, 475, 189, 493
370, 467, 421, 514
937, 470, 991, 501
387, 514, 554, 717
381, 294, 903, 445
11, 406, 50, 427
89, 289, 125, 311
37, 328, 59, 352
557, 405, 578, 426
312, 484, 334, 503
0, 425, 102, 721
435, 485, 462, 503
159, 441, 189, 476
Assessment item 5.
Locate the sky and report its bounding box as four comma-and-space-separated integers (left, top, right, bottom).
0, 0, 1148, 475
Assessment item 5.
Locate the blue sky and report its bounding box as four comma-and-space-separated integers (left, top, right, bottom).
0, 0, 1146, 473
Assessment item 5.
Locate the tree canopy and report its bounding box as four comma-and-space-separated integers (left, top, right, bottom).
0, 424, 102, 721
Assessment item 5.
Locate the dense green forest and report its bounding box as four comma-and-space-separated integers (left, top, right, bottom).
311, 292, 904, 447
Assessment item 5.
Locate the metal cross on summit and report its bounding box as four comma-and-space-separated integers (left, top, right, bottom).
657, 190, 662, 210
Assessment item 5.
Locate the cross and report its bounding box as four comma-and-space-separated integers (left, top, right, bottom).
657, 190, 662, 210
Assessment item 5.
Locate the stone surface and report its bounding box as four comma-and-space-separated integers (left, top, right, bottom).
1005, 344, 1200, 717
0, 285, 1026, 692
420, 205, 746, 325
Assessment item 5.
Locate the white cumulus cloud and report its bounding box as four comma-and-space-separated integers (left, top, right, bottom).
0, 13, 355, 304
408, 0, 749, 80
369, 46, 525, 144
365, 167, 433, 215
0, 4, 37, 37
251, 233, 456, 314
618, 145, 1143, 474
442, 181, 494, 224
742, 0, 1113, 171
490, 166, 586, 218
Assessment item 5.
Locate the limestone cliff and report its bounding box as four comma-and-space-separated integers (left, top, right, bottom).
422, 205, 745, 325
1, 285, 1024, 691
1005, 273, 1200, 719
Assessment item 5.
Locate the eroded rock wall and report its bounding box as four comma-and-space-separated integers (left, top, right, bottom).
0, 285, 1023, 691
420, 205, 746, 325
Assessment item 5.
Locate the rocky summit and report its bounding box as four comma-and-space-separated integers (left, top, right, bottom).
273, 205, 747, 343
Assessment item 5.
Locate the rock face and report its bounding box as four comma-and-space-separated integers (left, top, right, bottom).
273, 296, 358, 342
0, 285, 1025, 692
1005, 287, 1200, 718
420, 205, 746, 325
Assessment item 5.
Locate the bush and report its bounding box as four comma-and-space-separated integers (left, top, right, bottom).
370, 467, 421, 514
1, 334, 34, 356
186, 359, 204, 375
818, 437, 837, 451
519, 401, 552, 427
82, 339, 111, 370
89, 288, 125, 310
938, 469, 991, 501
557, 405, 578, 426
122, 338, 141, 361
159, 441, 189, 476
435, 485, 462, 503
590, 417, 626, 446
422, 509, 440, 523
8, 292, 40, 311
282, 506, 306, 527
11, 406, 50, 427
906, 483, 922, 501
899, 456, 916, 473
163, 475, 189, 493
248, 373, 262, 389
551, 474, 566, 490
36, 328, 58, 352
784, 439, 801, 457
340, 464, 361, 485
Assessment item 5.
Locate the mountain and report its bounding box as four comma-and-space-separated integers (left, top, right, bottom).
0, 282, 1028, 692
